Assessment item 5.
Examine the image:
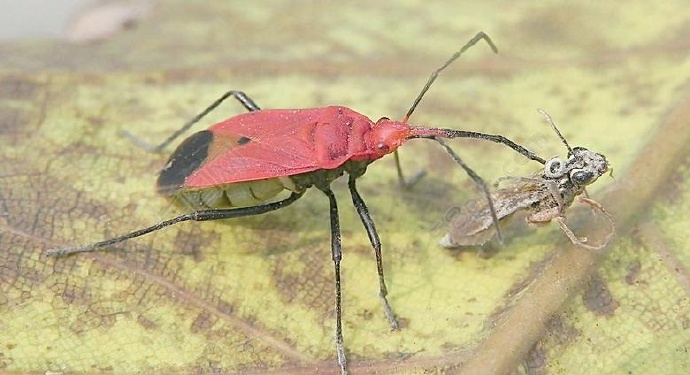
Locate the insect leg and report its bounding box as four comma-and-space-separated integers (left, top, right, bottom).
555, 217, 597, 250
228, 91, 261, 112
121, 90, 262, 152
347, 176, 399, 330
553, 197, 615, 250
46, 192, 303, 256
577, 196, 615, 249
430, 137, 504, 244
393, 151, 426, 190
317, 186, 348, 374
394, 32, 498, 190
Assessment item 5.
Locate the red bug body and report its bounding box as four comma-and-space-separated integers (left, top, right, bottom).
48, 33, 548, 375
158, 106, 422, 208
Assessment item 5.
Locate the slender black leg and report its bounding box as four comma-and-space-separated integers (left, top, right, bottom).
393, 150, 427, 190
317, 186, 348, 375
121, 90, 262, 152
46, 192, 303, 256
227, 91, 261, 112
395, 32, 499, 190
430, 137, 504, 244
348, 176, 399, 330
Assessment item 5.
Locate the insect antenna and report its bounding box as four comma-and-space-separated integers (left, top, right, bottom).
403, 32, 498, 123
537, 108, 574, 155
394, 31, 498, 188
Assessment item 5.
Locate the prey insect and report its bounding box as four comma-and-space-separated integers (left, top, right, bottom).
46, 32, 544, 374
440, 109, 615, 250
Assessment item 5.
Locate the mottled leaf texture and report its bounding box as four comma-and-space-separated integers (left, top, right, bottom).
1, 1, 689, 374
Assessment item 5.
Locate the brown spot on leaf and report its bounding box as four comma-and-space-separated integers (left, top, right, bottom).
217, 300, 235, 315
0, 76, 46, 136
0, 352, 10, 369
174, 224, 220, 262
191, 311, 216, 334
509, 4, 605, 51
524, 343, 547, 375
523, 316, 582, 374
272, 243, 332, 317
625, 260, 642, 285
582, 273, 619, 317
137, 314, 158, 330
544, 315, 582, 346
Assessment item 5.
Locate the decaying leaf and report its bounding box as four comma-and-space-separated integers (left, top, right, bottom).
1, 2, 689, 374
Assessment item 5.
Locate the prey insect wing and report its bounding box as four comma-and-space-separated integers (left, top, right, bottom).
440, 174, 551, 247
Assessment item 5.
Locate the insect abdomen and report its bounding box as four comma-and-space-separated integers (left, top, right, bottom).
168, 177, 293, 209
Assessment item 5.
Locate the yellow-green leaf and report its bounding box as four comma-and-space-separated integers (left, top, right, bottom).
1, 1, 689, 374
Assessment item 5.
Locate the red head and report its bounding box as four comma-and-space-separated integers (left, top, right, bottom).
362, 118, 458, 161
363, 118, 414, 159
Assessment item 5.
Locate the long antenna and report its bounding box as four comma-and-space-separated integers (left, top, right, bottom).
537, 108, 573, 155
403, 32, 498, 123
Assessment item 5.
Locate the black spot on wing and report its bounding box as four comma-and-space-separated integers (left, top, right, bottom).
237, 136, 251, 145
157, 130, 214, 195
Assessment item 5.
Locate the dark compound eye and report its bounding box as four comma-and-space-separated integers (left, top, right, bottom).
570, 169, 596, 186
544, 157, 566, 178
376, 142, 390, 152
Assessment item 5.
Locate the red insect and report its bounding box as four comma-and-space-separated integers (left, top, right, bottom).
47, 32, 544, 374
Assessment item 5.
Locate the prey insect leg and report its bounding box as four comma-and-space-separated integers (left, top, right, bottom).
122, 90, 261, 152
555, 196, 615, 250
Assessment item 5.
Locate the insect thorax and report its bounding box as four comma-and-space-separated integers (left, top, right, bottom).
531, 173, 581, 214
290, 159, 371, 191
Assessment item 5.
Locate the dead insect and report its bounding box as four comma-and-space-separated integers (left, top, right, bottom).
439, 109, 615, 250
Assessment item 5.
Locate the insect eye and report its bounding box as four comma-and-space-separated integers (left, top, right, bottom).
376, 142, 390, 152
544, 157, 566, 178
570, 169, 596, 186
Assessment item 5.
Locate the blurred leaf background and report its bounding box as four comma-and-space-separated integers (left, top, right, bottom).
1, 1, 688, 374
